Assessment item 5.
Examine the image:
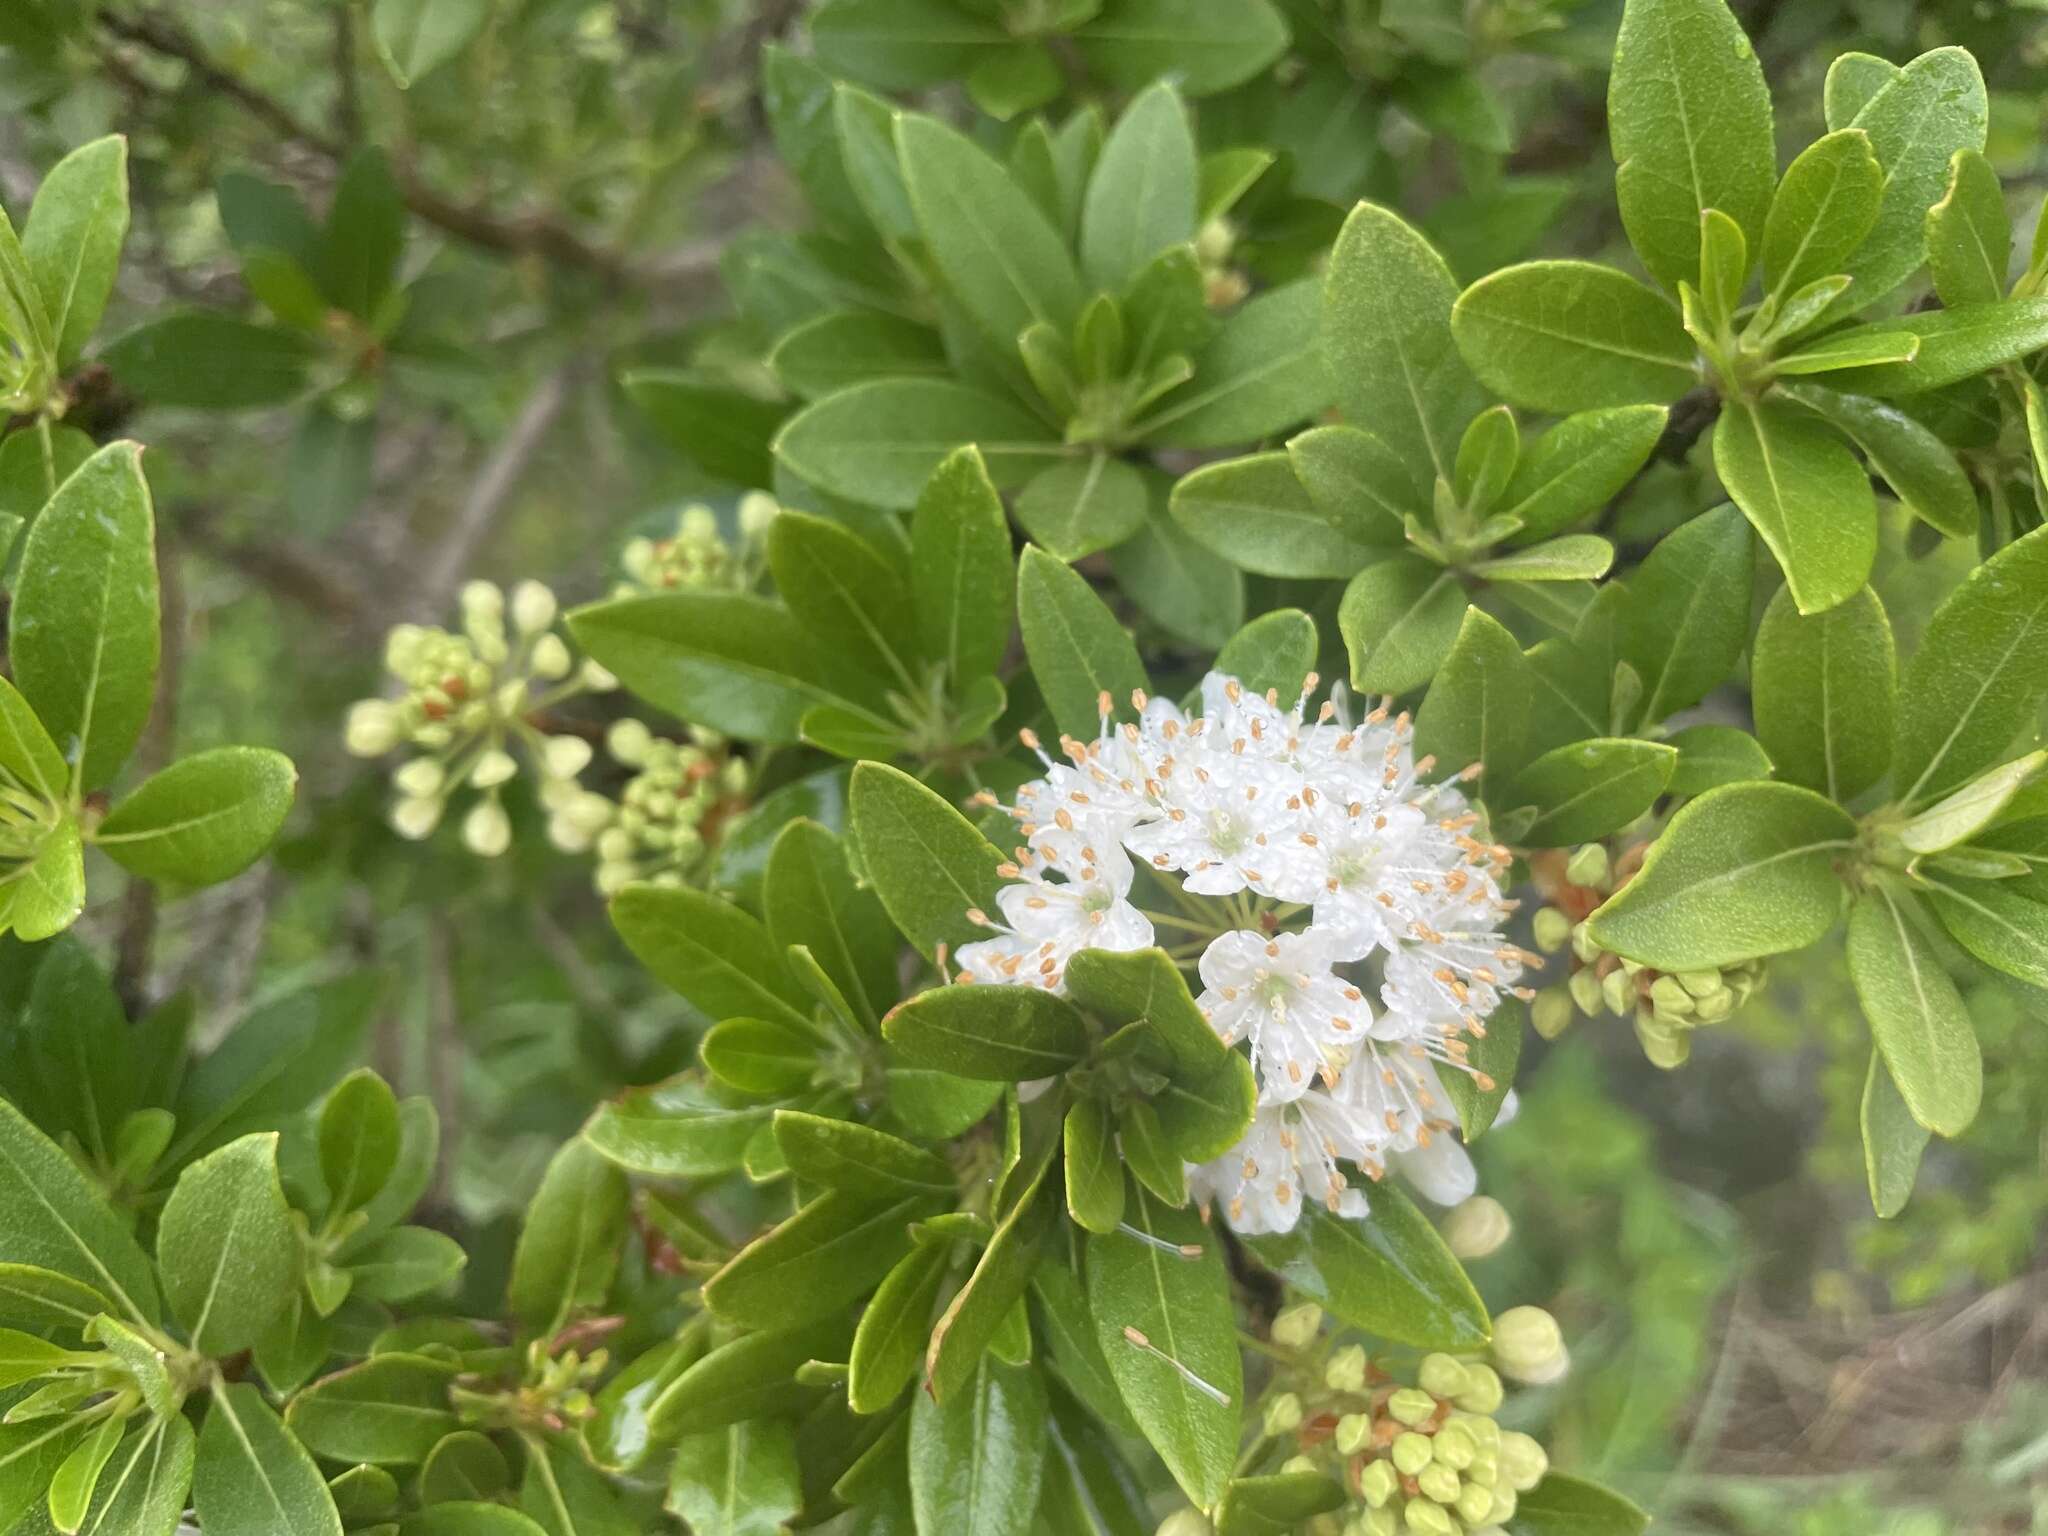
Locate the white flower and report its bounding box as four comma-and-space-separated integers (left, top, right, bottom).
955, 832, 1152, 991
1186, 1093, 1375, 1235
1197, 927, 1369, 1100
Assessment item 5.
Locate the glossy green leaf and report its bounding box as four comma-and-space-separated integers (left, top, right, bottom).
195, 1384, 343, 1536
705, 1188, 931, 1330
507, 1139, 627, 1334
1761, 129, 1883, 303
1846, 886, 1980, 1137
21, 136, 127, 369
1712, 398, 1874, 616
1510, 738, 1677, 847
665, 1421, 801, 1536
286, 1355, 461, 1466
1170, 451, 1382, 579
1015, 454, 1149, 562
848, 1241, 948, 1415
1064, 1100, 1124, 1235
1214, 1471, 1346, 1536
849, 760, 1007, 963
1211, 610, 1318, 701
884, 985, 1090, 1081
1586, 782, 1854, 969
1820, 298, 2048, 397
775, 379, 1062, 511
346, 1227, 466, 1304
0, 1098, 157, 1327
1453, 261, 1695, 413
1018, 545, 1148, 738
909, 1356, 1045, 1536
768, 511, 918, 688
770, 311, 945, 399
103, 314, 318, 409
95, 746, 296, 887
1925, 878, 2048, 990
1415, 607, 1532, 783
1926, 148, 2010, 308
1071, 0, 1288, 96
1338, 554, 1465, 696
1497, 405, 1667, 544
1509, 1473, 1651, 1536
912, 445, 1015, 688
1667, 724, 1773, 797
156, 1132, 296, 1355
610, 882, 811, 1032
1081, 82, 1196, 293
1779, 384, 1977, 538
1138, 281, 1329, 449
647, 1318, 848, 1440
1751, 584, 1895, 802
766, 818, 896, 1032
773, 1112, 952, 1198
1861, 1052, 1929, 1218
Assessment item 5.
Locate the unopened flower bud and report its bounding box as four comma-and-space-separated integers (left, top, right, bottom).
1530, 987, 1573, 1040
471, 748, 518, 788
1498, 1430, 1548, 1491
1648, 975, 1695, 1017
543, 735, 593, 780
1569, 921, 1601, 964
1455, 1363, 1503, 1414
1391, 1431, 1434, 1476
391, 796, 442, 840
463, 798, 511, 857
1417, 1462, 1460, 1505
1483, 1487, 1517, 1525
531, 633, 572, 680
1433, 1418, 1477, 1470
1387, 1387, 1437, 1427
1403, 1497, 1453, 1536
1418, 1352, 1472, 1398
1281, 1455, 1318, 1476
738, 491, 780, 537
580, 659, 618, 691
1567, 967, 1604, 1016
1443, 1196, 1510, 1260
1531, 907, 1573, 952
1356, 1457, 1399, 1507
1492, 1306, 1564, 1382
1564, 843, 1608, 888
1155, 1510, 1212, 1536
1457, 1482, 1498, 1526
1335, 1412, 1374, 1455
1324, 1343, 1367, 1393
511, 579, 557, 634
1636, 1015, 1691, 1068
607, 718, 654, 767
346, 699, 401, 756
1262, 1392, 1303, 1436
460, 580, 503, 621
394, 758, 445, 799
1598, 967, 1633, 1016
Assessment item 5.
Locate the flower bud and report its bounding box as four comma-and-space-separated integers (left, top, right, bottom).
1387, 1387, 1437, 1427
1280, 1455, 1318, 1477
531, 633, 573, 680
596, 860, 637, 895
1497, 1430, 1549, 1491
384, 623, 428, 675
1563, 843, 1608, 888
1356, 1457, 1399, 1508
1648, 975, 1695, 1017
391, 796, 442, 840
345, 699, 401, 756
471, 748, 518, 789
1155, 1511, 1212, 1536
1635, 1015, 1691, 1068
463, 799, 512, 857
1324, 1343, 1367, 1393
1492, 1306, 1564, 1382
1403, 1498, 1453, 1536
511, 579, 557, 634
1454, 1363, 1503, 1414
1335, 1412, 1373, 1455
1456, 1482, 1498, 1526
1417, 1462, 1460, 1505
1418, 1352, 1472, 1399
1261, 1392, 1303, 1436
1566, 967, 1604, 1016
1482, 1487, 1516, 1525
1443, 1196, 1510, 1260
1433, 1418, 1477, 1470
460, 580, 503, 620
394, 758, 445, 799
543, 735, 593, 780
1531, 907, 1573, 952
607, 718, 654, 767
580, 659, 619, 691
1598, 967, 1633, 1016
1391, 1432, 1433, 1476
739, 491, 780, 537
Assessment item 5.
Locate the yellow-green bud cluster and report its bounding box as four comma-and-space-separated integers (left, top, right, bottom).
587, 719, 750, 894
343, 580, 616, 856
617, 495, 776, 596
1528, 843, 1763, 1068
452, 1337, 609, 1435
1258, 1307, 1558, 1536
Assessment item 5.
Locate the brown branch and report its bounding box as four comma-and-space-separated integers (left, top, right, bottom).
96, 9, 703, 292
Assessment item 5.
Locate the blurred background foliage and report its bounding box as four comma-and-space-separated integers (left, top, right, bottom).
3, 1, 2046, 1530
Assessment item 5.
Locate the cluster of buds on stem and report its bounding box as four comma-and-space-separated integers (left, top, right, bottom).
616, 494, 778, 597
451, 1337, 609, 1436
1526, 843, 1764, 1068
1175, 1301, 1564, 1536
343, 580, 617, 856
574, 719, 752, 894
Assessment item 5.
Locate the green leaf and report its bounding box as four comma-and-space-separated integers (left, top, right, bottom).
1452, 261, 1695, 413
772, 1112, 953, 1198
1014, 454, 1149, 562
93, 746, 296, 886
647, 1317, 849, 1440
1712, 398, 1874, 615
1778, 384, 1977, 538
21, 136, 127, 369
1772, 326, 1921, 375
1211, 610, 1318, 701
1246, 1184, 1489, 1350
1288, 425, 1419, 545
0, 1265, 111, 1335
1509, 1473, 1651, 1536
286, 1355, 460, 1466
1825, 53, 1901, 130
319, 1069, 400, 1221
1081, 82, 1196, 293
926, 1167, 1055, 1403
1511, 739, 1677, 847
1926, 149, 2010, 308
897, 111, 1082, 352
666, 1422, 801, 1536
1214, 1471, 1346, 1536
1170, 451, 1382, 579
1415, 607, 1532, 783
1064, 1100, 1125, 1234
766, 819, 898, 1035
849, 761, 1006, 963
1893, 522, 2048, 807
768, 511, 918, 689
704, 1189, 931, 1331
1017, 545, 1148, 738
1819, 298, 2048, 397
771, 310, 945, 400
400, 1504, 548, 1536
1440, 1000, 1522, 1141
1837, 46, 1989, 316
1901, 752, 2046, 856
1586, 782, 1855, 969
1322, 202, 1485, 493
1110, 488, 1246, 650
420, 1432, 509, 1504
621, 374, 785, 489
507, 1139, 627, 1335
1338, 554, 1465, 696
1666, 724, 1772, 798
848, 1242, 947, 1415
195, 1383, 343, 1536
1761, 129, 1883, 303
10, 441, 158, 792
1087, 1190, 1240, 1508
884, 985, 1090, 1081
157, 1133, 298, 1357
103, 314, 318, 409
346, 1227, 466, 1304
775, 379, 1061, 511
912, 445, 1014, 689
1751, 585, 1895, 802
1, 820, 84, 944
1138, 281, 1330, 449
909, 1356, 1045, 1536
701, 1018, 817, 1098
372, 0, 488, 85
808, 0, 1005, 88
1072, 0, 1288, 96
0, 1098, 157, 1326
610, 883, 812, 1032
1846, 886, 1981, 1138
54, 1416, 194, 1536
1497, 405, 1668, 544
1467, 535, 1614, 583
1861, 1052, 1928, 1218
1925, 878, 2048, 990
1608, 0, 1776, 291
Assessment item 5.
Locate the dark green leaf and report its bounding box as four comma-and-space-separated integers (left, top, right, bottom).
775, 379, 1062, 511
610, 883, 812, 1032
1338, 554, 1465, 696
849, 761, 1006, 963
507, 1139, 627, 1334
1452, 261, 1694, 413
1846, 886, 1980, 1138
1616, 503, 1753, 728
884, 985, 1089, 1081
158, 1132, 297, 1356
286, 1355, 461, 1466
1751, 584, 1894, 801
195, 1384, 343, 1536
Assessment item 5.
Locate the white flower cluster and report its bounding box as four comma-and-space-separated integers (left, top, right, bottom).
957, 674, 1530, 1237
